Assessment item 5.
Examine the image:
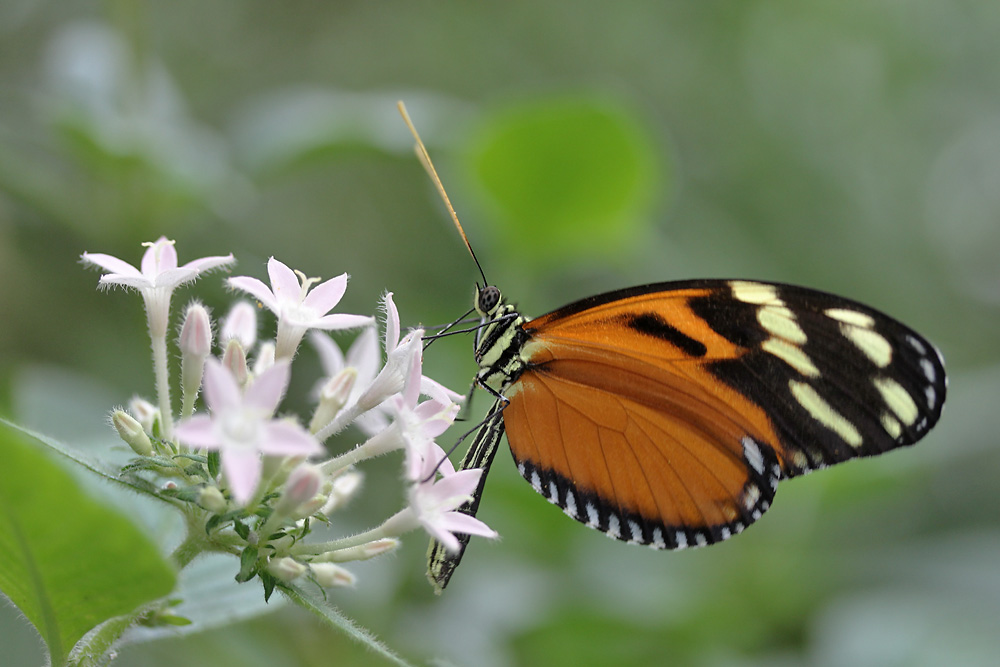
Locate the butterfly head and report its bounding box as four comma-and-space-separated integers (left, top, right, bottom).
475, 285, 503, 318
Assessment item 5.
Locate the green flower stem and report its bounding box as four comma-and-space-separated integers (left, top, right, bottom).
150, 334, 175, 442
321, 426, 400, 476
169, 511, 244, 570
294, 509, 415, 557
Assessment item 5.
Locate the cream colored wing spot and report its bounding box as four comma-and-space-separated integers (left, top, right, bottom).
824, 307, 893, 367
757, 304, 807, 344
731, 282, 814, 372
761, 338, 820, 377
825, 308, 875, 328
730, 281, 780, 305
881, 412, 903, 440
790, 449, 810, 471
874, 376, 920, 426
841, 324, 893, 367
789, 379, 864, 448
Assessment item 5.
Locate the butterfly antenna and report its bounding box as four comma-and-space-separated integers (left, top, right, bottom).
397, 101, 489, 287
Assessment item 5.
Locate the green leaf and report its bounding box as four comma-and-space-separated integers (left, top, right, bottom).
206, 450, 220, 478
261, 572, 276, 603
233, 520, 250, 541
236, 546, 259, 583
468, 97, 663, 263
0, 422, 176, 666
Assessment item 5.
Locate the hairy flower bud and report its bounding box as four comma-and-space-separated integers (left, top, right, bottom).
309, 562, 355, 588
128, 396, 158, 435
111, 409, 153, 456
267, 557, 307, 582
198, 485, 228, 513
309, 368, 358, 434
221, 338, 249, 386
275, 464, 323, 516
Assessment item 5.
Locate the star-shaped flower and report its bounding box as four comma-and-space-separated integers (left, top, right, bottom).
82, 237, 234, 337
228, 257, 372, 359
406, 467, 497, 554
175, 358, 322, 505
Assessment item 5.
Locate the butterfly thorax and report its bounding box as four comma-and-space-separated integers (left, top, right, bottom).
473, 286, 530, 392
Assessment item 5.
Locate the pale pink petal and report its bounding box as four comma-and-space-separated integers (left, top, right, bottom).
152, 267, 199, 289
413, 401, 456, 438
267, 257, 301, 304
407, 439, 451, 481
383, 292, 400, 352
182, 254, 235, 273
222, 447, 262, 505
98, 274, 154, 290
302, 273, 348, 314
202, 359, 241, 411
258, 420, 323, 456
421, 376, 465, 404
355, 410, 391, 436
424, 524, 461, 553
436, 511, 497, 539
141, 237, 178, 275
244, 360, 290, 413
346, 326, 380, 382
228, 276, 278, 312
174, 415, 219, 448
400, 334, 423, 407
81, 252, 141, 276
311, 313, 374, 331
222, 301, 258, 348
311, 332, 346, 375
436, 449, 456, 476
426, 468, 482, 503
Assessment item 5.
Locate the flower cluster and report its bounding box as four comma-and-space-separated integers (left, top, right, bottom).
82, 237, 496, 596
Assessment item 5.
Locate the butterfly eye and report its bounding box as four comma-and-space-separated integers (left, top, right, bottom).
477, 286, 502, 315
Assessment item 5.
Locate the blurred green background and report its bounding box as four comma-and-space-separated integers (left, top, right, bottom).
2, 1, 999, 666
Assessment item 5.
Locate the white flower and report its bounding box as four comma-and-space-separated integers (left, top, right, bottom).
82, 237, 234, 337
175, 359, 322, 505
405, 467, 497, 554
228, 257, 372, 359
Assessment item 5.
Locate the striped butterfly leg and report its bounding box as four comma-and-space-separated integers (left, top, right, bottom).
427, 399, 506, 594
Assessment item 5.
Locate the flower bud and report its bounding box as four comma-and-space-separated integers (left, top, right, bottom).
111, 409, 153, 456
355, 332, 420, 412
221, 338, 249, 386
309, 367, 358, 433
180, 303, 213, 416
315, 538, 399, 563
221, 301, 258, 350
179, 302, 213, 358
292, 493, 328, 519
309, 562, 355, 588
267, 557, 307, 583
128, 396, 158, 435
321, 470, 363, 514
274, 464, 323, 516
198, 485, 228, 513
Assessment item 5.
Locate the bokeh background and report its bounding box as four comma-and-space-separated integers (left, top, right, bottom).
2, 2, 1000, 666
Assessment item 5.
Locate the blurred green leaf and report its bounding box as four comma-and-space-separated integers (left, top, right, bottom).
0, 422, 176, 665
468, 97, 663, 263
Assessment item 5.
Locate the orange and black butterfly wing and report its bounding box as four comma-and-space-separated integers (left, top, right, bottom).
504, 279, 945, 547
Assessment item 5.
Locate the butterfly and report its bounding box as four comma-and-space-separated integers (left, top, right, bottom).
396, 103, 948, 593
